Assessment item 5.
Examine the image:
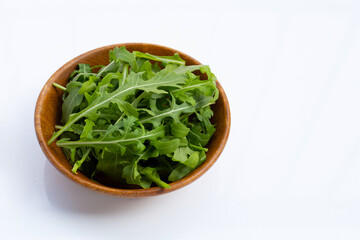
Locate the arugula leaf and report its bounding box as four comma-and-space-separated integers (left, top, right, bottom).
62, 81, 84, 123
171, 121, 190, 138
138, 61, 155, 79
168, 151, 206, 181
96, 151, 128, 181
122, 159, 151, 188
140, 94, 212, 127
187, 124, 215, 147
80, 119, 95, 139
57, 125, 165, 155
96, 61, 121, 78
109, 46, 138, 71
78, 76, 97, 94
70, 63, 92, 79
122, 148, 159, 188
134, 51, 185, 66
71, 148, 91, 174
140, 167, 170, 188
171, 71, 217, 104
153, 138, 180, 154
50, 46, 219, 189
172, 147, 198, 167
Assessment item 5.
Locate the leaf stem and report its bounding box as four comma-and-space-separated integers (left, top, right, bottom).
96, 61, 115, 78
134, 52, 185, 65
71, 148, 91, 174
121, 64, 129, 86
143, 173, 171, 189
91, 65, 105, 69
188, 143, 208, 152
53, 83, 67, 91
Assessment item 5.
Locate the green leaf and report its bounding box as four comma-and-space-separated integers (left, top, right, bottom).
78, 64, 91, 73
138, 61, 155, 79
171, 71, 217, 104
168, 164, 190, 182
185, 152, 199, 168
140, 94, 212, 127
96, 151, 128, 181
171, 121, 190, 138
187, 124, 216, 147
80, 119, 95, 139
168, 151, 206, 181
140, 167, 171, 188
153, 138, 180, 154
122, 159, 146, 187
57, 125, 165, 154
109, 46, 138, 71
96, 61, 121, 78
62, 81, 83, 123
195, 106, 214, 130
69, 64, 96, 82
79, 76, 97, 94
172, 146, 199, 168
71, 148, 91, 174
70, 64, 92, 78
113, 99, 139, 118
134, 51, 185, 66
97, 72, 121, 90
122, 148, 159, 188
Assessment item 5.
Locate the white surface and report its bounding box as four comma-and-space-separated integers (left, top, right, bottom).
1, 0, 360, 239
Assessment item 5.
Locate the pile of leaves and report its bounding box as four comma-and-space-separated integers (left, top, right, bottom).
48, 46, 218, 189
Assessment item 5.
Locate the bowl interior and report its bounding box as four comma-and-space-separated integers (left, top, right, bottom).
35, 43, 230, 197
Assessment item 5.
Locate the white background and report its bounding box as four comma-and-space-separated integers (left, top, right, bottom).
1, 0, 360, 239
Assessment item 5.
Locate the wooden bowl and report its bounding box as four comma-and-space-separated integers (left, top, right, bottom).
35, 43, 230, 197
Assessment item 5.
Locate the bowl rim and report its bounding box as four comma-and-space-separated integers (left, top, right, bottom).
35, 42, 231, 197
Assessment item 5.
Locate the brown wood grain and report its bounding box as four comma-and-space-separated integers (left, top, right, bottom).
34, 43, 231, 197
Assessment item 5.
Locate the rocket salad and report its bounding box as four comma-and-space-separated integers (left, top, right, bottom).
49, 46, 218, 189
